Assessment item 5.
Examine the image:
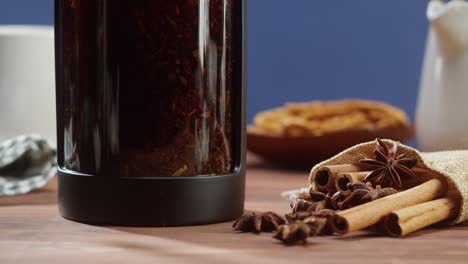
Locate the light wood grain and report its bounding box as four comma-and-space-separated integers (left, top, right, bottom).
1, 154, 468, 264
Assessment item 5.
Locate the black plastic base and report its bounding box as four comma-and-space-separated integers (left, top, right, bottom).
58, 169, 245, 227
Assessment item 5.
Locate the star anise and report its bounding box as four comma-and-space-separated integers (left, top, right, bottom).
360, 139, 417, 188
313, 209, 336, 235
286, 208, 336, 235
340, 181, 398, 209
233, 211, 286, 233
285, 211, 315, 223
273, 217, 327, 244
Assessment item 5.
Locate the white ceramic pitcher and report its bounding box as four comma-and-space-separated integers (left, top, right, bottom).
416, 0, 468, 151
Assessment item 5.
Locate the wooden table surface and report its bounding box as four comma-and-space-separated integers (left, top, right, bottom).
1, 154, 468, 264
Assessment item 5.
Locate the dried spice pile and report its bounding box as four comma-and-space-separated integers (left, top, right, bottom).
234, 181, 399, 244
231, 139, 446, 244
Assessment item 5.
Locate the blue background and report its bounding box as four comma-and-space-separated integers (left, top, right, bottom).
0, 0, 429, 122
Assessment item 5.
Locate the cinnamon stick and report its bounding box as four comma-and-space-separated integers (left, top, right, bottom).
335, 168, 438, 195
331, 178, 447, 234
401, 168, 440, 189
383, 195, 459, 237
312, 164, 362, 194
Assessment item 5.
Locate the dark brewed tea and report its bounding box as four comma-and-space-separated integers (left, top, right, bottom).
56, 0, 243, 177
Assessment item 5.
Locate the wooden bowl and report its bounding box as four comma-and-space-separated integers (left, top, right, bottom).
247, 125, 414, 169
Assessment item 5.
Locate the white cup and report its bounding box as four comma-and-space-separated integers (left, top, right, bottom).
0, 25, 56, 146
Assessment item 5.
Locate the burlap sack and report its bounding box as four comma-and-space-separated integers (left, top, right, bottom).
308, 139, 468, 225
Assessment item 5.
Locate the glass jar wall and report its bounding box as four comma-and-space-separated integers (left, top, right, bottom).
55, 0, 244, 177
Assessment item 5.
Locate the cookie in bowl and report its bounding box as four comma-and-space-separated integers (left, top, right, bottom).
248, 99, 413, 168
